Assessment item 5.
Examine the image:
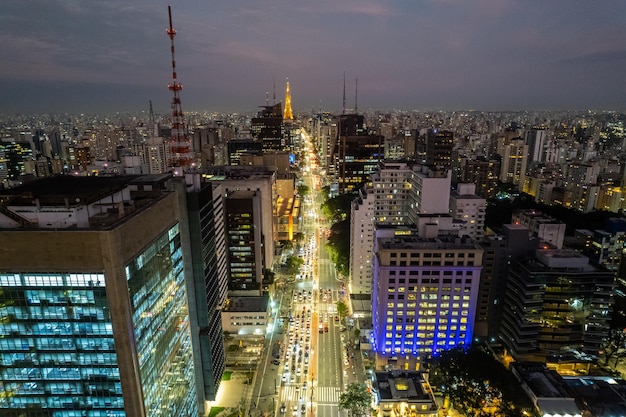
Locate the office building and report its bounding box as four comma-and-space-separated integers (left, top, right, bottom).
180, 174, 229, 402
0, 175, 200, 417
251, 103, 284, 153
425, 129, 453, 170
500, 249, 614, 358
203, 165, 277, 269
224, 190, 264, 295
372, 233, 483, 368
474, 225, 538, 340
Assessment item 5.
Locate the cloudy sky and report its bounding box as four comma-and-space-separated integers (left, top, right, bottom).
1, 0, 625, 114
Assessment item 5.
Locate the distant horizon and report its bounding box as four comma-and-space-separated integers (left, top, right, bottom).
1, 105, 625, 119
2, 1, 625, 115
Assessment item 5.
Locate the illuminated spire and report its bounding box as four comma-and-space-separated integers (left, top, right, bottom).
283, 80, 293, 120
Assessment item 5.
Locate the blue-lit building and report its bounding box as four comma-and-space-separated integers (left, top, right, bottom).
372, 233, 483, 370
0, 175, 199, 417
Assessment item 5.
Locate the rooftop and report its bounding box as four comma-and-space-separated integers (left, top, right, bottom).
223, 296, 269, 312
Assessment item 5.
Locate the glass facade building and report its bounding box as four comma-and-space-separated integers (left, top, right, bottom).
125, 224, 197, 417
0, 224, 197, 417
0, 175, 200, 417
0, 273, 122, 415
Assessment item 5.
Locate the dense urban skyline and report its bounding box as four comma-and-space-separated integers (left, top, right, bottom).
1, 1, 625, 115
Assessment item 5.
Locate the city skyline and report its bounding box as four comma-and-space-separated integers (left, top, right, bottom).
1, 1, 626, 115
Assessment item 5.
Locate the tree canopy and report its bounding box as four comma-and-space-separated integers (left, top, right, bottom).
427, 347, 531, 417
338, 382, 371, 417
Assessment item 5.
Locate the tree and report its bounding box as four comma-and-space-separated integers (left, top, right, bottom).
284, 255, 304, 276
326, 219, 350, 276
427, 346, 533, 416
336, 301, 349, 321
297, 184, 310, 197
338, 382, 371, 417
599, 328, 626, 371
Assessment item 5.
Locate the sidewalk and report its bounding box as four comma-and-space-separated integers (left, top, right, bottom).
209, 371, 253, 417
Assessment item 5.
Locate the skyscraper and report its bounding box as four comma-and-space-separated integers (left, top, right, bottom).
0, 175, 200, 417
179, 176, 229, 403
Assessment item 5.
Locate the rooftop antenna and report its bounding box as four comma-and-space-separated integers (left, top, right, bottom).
166, 5, 192, 174
273, 78, 276, 105
342, 71, 346, 115
265, 91, 269, 106
355, 77, 358, 114
148, 99, 155, 136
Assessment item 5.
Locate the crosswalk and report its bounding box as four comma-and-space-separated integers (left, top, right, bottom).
316, 386, 341, 404
280, 385, 341, 405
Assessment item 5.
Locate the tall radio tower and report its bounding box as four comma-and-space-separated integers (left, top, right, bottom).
166, 5, 192, 175
283, 79, 293, 121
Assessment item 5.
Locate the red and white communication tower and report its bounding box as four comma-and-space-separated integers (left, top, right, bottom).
166, 5, 193, 175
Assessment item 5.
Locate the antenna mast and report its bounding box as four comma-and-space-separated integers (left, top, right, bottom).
342, 72, 346, 115
148, 100, 155, 136
355, 77, 358, 114
166, 5, 192, 175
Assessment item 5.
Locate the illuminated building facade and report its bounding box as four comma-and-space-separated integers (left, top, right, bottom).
224, 190, 264, 294
0, 141, 34, 181
336, 133, 384, 195
251, 103, 285, 153
372, 234, 483, 368
0, 175, 199, 417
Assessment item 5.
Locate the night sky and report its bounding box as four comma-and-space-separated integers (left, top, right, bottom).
1, 0, 625, 114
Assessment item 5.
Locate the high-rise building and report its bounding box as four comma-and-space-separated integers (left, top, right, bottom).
498, 137, 527, 186
349, 163, 451, 299
425, 129, 454, 170
372, 233, 483, 368
179, 175, 228, 403
251, 103, 284, 153
204, 165, 277, 269
336, 133, 384, 195
0, 175, 200, 417
525, 127, 550, 164
474, 225, 538, 340
459, 156, 501, 198
0, 141, 34, 181
499, 249, 614, 358
224, 190, 264, 294
449, 183, 486, 240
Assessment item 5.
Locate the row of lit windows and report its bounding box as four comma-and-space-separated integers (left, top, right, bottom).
1, 321, 113, 335
0, 273, 105, 288
385, 324, 467, 332
0, 396, 123, 409
389, 270, 474, 277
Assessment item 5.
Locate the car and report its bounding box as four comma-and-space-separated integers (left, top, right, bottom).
280, 404, 286, 414
282, 374, 287, 382
272, 359, 280, 365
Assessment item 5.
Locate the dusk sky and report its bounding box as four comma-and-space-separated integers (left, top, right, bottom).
1, 0, 625, 115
